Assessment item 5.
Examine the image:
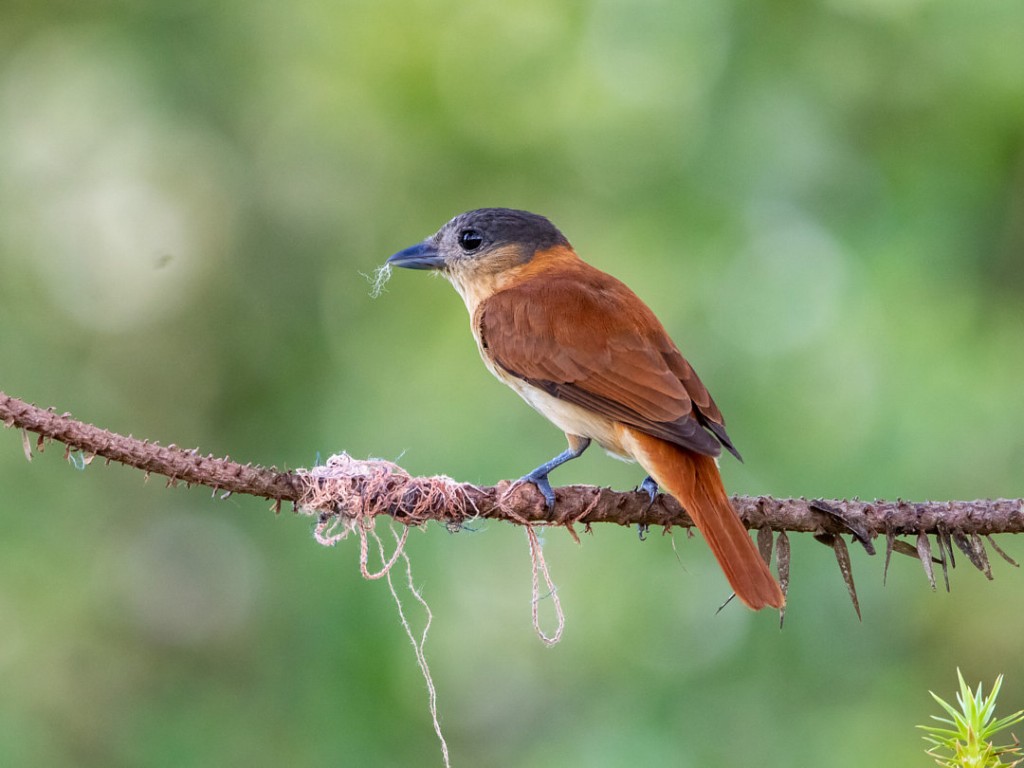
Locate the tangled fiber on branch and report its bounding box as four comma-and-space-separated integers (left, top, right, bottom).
296, 452, 568, 644
297, 453, 455, 766
297, 452, 475, 542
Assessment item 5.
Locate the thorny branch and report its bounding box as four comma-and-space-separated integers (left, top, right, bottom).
3, 391, 1022, 612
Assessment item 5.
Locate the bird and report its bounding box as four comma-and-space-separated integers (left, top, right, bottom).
386, 208, 784, 610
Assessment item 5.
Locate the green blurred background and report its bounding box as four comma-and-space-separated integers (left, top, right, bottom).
2, 1, 1023, 765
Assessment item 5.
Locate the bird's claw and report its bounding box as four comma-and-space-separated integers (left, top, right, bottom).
636, 476, 659, 539
518, 470, 556, 510
639, 475, 659, 506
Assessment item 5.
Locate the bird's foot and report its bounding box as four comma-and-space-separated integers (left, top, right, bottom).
516, 469, 557, 510
639, 475, 659, 507
635, 476, 659, 539
510, 439, 590, 512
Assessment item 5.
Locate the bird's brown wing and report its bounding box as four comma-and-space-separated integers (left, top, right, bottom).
478, 264, 738, 459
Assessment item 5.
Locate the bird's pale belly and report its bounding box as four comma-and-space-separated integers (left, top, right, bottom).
488, 361, 635, 462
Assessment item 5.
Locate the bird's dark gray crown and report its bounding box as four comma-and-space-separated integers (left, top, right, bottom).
444, 208, 570, 252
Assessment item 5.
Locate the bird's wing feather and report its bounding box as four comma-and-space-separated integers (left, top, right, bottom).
479, 265, 737, 458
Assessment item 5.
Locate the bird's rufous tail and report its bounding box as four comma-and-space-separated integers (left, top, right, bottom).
622, 429, 784, 610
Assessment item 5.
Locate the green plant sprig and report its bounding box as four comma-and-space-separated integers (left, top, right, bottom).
919, 669, 1024, 768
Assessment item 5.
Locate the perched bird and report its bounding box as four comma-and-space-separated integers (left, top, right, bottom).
387, 208, 784, 610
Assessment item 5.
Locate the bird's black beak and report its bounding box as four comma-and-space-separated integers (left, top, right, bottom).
387, 241, 445, 270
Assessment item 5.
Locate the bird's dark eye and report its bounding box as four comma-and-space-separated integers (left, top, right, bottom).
458, 229, 483, 252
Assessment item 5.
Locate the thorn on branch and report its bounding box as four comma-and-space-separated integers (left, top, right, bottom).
810, 498, 875, 555
832, 535, 861, 620
937, 523, 955, 570
715, 592, 737, 615
952, 530, 993, 579
757, 525, 773, 567
890, 538, 931, 561
917, 531, 936, 591
884, 524, 895, 585
986, 535, 1019, 567
971, 534, 993, 580
814, 532, 862, 619
777, 531, 790, 629
935, 529, 950, 593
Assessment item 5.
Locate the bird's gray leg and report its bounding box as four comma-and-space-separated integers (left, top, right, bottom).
518, 436, 591, 509
637, 475, 659, 539
639, 475, 659, 506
